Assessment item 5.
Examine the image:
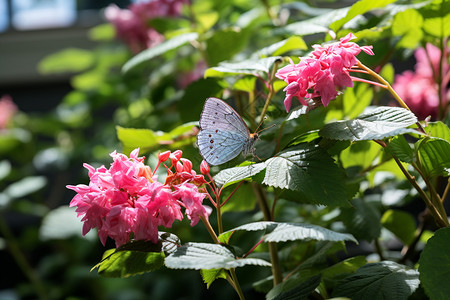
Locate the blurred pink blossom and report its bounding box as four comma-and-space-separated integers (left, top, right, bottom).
393, 43, 449, 119
67, 148, 210, 247
105, 0, 188, 53
0, 95, 17, 129
276, 33, 374, 112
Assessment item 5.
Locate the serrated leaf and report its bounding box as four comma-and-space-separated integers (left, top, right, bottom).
94, 250, 165, 278
417, 137, 450, 177
201, 269, 228, 288
426, 121, 450, 142
340, 140, 382, 169
225, 221, 357, 243
214, 162, 266, 188
330, 0, 397, 32
340, 198, 381, 242
267, 274, 321, 300
386, 135, 414, 163
381, 209, 416, 245
419, 227, 450, 300
122, 32, 198, 73
262, 144, 349, 206
164, 242, 271, 270
205, 56, 281, 78
333, 261, 420, 300
319, 106, 418, 141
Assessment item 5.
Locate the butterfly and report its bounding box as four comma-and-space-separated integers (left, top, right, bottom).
197, 97, 258, 166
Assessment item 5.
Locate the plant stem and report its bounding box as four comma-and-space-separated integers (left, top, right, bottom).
356, 61, 426, 134
201, 216, 220, 244
0, 215, 48, 300
259, 60, 281, 122
251, 183, 283, 285
230, 269, 246, 300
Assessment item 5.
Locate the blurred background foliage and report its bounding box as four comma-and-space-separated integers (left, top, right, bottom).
0, 0, 448, 299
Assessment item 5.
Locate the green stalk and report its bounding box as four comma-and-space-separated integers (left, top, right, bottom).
259, 60, 281, 122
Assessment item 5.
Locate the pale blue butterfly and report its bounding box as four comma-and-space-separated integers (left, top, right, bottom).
197, 97, 258, 166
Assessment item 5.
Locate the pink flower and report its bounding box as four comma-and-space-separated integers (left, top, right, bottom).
67, 148, 210, 247
0, 95, 17, 129
105, 0, 188, 53
393, 43, 449, 120
276, 33, 374, 112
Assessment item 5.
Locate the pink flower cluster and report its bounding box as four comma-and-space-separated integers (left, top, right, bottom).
67, 148, 211, 247
393, 43, 449, 120
276, 33, 374, 112
0, 95, 17, 129
105, 0, 188, 53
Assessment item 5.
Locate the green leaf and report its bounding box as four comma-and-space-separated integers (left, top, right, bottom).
322, 256, 367, 287
333, 261, 420, 300
319, 106, 418, 141
422, 1, 450, 38
340, 140, 382, 169
3, 176, 47, 199
330, 0, 397, 32
225, 221, 357, 243
426, 121, 450, 142
233, 77, 256, 93
39, 206, 94, 241
340, 198, 381, 242
416, 137, 450, 177
116, 126, 158, 155
204, 56, 281, 78
267, 274, 321, 300
0, 160, 11, 181
386, 135, 414, 163
122, 32, 198, 73
205, 28, 250, 66
38, 48, 94, 74
256, 36, 307, 57
419, 227, 450, 300
381, 209, 416, 245
278, 7, 350, 36
262, 144, 349, 206
164, 242, 271, 270
95, 250, 165, 278
201, 269, 227, 288
214, 162, 266, 188
220, 183, 256, 213
88, 23, 115, 41
380, 63, 395, 85
392, 9, 424, 49
343, 83, 373, 119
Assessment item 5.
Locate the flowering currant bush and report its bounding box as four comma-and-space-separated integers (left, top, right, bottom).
67, 149, 210, 247
33, 0, 449, 299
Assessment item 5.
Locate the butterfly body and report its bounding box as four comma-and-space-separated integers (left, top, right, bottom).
197, 98, 257, 166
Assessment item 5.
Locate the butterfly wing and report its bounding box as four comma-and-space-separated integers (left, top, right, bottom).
197, 98, 251, 165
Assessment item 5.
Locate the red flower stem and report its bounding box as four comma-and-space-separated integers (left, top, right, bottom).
349, 68, 370, 74
357, 61, 426, 134
221, 181, 244, 207
242, 238, 265, 258
350, 76, 387, 88
200, 215, 220, 244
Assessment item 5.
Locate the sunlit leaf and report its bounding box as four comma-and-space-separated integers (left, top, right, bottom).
319, 106, 418, 141
333, 261, 420, 299
165, 242, 271, 270
381, 209, 416, 245
38, 48, 94, 74
122, 32, 198, 73
214, 162, 266, 188
386, 135, 414, 163
225, 221, 357, 243
416, 137, 450, 177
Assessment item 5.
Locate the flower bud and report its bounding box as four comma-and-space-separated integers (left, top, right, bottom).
175, 161, 184, 173
158, 150, 171, 162
181, 158, 193, 172
170, 150, 183, 164
200, 160, 210, 175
